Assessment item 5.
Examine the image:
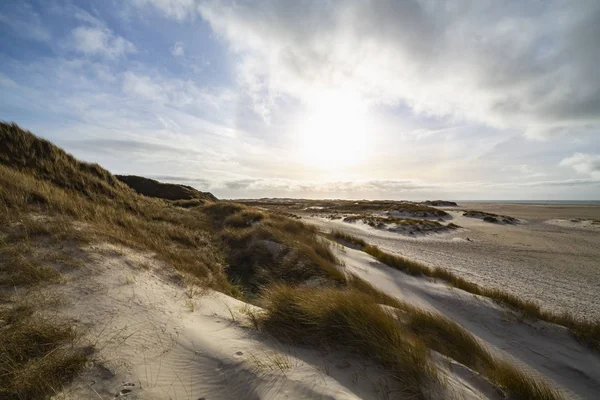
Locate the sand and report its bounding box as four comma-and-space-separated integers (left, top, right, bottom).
334, 243, 600, 399
305, 202, 600, 321
51, 243, 501, 399
52, 243, 401, 399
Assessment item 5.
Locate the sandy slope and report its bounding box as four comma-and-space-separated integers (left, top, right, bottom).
305, 203, 600, 321
334, 244, 600, 399
46, 242, 507, 399
53, 243, 402, 400
43, 237, 599, 398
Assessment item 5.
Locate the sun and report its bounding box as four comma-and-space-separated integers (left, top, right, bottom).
296, 91, 368, 169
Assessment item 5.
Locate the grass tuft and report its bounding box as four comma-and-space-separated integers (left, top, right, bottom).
0, 301, 87, 399
259, 285, 433, 397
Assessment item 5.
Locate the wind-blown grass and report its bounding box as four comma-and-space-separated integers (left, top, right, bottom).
331, 230, 600, 350
0, 301, 87, 399
259, 281, 563, 400
259, 285, 433, 397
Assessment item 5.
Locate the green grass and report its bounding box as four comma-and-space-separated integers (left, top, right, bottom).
331, 230, 600, 350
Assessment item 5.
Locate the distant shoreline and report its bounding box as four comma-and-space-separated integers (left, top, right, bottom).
231, 198, 600, 205
456, 200, 600, 205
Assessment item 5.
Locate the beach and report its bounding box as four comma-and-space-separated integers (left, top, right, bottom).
305, 202, 600, 321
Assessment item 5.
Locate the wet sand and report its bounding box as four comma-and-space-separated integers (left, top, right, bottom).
306, 202, 600, 321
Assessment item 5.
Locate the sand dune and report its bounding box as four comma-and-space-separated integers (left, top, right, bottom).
54, 244, 399, 399
333, 244, 600, 399
305, 202, 600, 321
49, 243, 502, 399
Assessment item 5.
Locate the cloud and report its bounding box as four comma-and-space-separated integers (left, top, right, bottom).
164, 177, 435, 193
64, 138, 204, 157
171, 41, 185, 57
71, 26, 135, 59
193, 0, 600, 138
0, 3, 51, 42
134, 175, 600, 200
560, 153, 600, 178
122, 72, 168, 103
121, 71, 236, 115
132, 0, 198, 21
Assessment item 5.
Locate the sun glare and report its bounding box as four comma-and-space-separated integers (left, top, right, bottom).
297, 92, 368, 169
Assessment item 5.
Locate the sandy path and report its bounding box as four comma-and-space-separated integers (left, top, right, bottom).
305, 204, 600, 321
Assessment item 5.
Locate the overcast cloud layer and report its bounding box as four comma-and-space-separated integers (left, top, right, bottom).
1, 0, 599, 200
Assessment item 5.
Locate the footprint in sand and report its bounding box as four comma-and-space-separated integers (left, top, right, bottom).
115, 382, 136, 397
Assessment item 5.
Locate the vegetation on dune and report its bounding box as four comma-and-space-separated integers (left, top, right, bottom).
404, 306, 562, 400
0, 218, 89, 399
258, 281, 563, 400
0, 297, 87, 400
239, 198, 450, 218
0, 122, 130, 204
259, 285, 432, 398
341, 214, 459, 233
116, 174, 217, 202
423, 200, 458, 207
204, 202, 345, 296
0, 122, 572, 399
331, 230, 600, 350
463, 210, 518, 224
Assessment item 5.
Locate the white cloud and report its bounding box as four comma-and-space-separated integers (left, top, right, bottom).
193, 0, 600, 138
133, 0, 198, 21
71, 26, 136, 59
0, 5, 51, 42
121, 71, 236, 112
123, 72, 167, 102
560, 153, 600, 178
171, 41, 185, 57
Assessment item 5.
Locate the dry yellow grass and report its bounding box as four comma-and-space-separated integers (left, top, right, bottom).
258, 280, 563, 400
259, 285, 433, 398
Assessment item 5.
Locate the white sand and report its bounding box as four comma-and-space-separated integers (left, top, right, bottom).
334, 244, 600, 399
36, 242, 506, 399
46, 242, 525, 399
43, 221, 599, 398
54, 243, 405, 399
305, 202, 600, 321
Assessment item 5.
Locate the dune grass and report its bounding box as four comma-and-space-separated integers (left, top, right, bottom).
343, 276, 562, 399
258, 280, 563, 400
331, 230, 600, 350
405, 307, 562, 400
240, 198, 450, 217
204, 202, 346, 295
463, 210, 517, 223
259, 285, 433, 398
0, 300, 87, 400
341, 214, 455, 233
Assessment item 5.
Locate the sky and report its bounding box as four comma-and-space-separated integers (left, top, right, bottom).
1, 0, 599, 200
